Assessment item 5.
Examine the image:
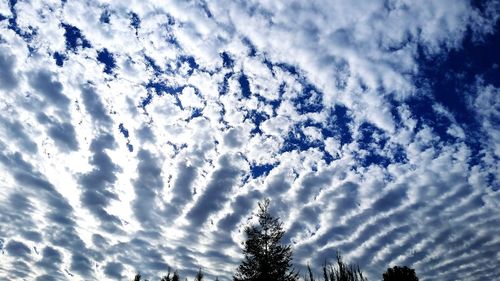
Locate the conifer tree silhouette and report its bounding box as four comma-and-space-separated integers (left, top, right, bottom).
195, 268, 204, 281
233, 199, 298, 281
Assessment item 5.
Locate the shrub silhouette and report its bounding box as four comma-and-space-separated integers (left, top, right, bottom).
322, 253, 368, 281
160, 269, 181, 281
382, 266, 418, 281
304, 253, 367, 281
233, 199, 299, 281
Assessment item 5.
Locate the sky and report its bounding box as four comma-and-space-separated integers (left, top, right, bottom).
0, 0, 499, 280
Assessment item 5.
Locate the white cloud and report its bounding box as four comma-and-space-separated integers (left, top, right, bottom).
0, 0, 498, 280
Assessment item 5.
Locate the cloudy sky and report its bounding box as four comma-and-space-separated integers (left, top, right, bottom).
0, 0, 499, 280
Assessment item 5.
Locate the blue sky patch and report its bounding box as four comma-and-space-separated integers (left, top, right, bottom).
219, 72, 233, 95
143, 55, 162, 74
177, 55, 199, 76
250, 163, 276, 178
293, 84, 323, 114
53, 52, 65, 67
321, 105, 353, 146
118, 123, 129, 138
281, 124, 323, 153
62, 23, 91, 52
100, 10, 111, 24
238, 73, 251, 98
221, 52, 234, 68
415, 24, 500, 125
97, 48, 116, 75
246, 110, 268, 134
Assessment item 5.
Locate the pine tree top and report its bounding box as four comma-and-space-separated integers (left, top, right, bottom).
233, 199, 298, 281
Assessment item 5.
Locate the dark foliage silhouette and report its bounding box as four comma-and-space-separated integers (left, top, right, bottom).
382, 266, 418, 281
324, 252, 368, 281
195, 268, 204, 281
160, 269, 180, 281
233, 199, 299, 281
304, 264, 315, 281
135, 274, 149, 281
134, 270, 181, 281
303, 253, 367, 281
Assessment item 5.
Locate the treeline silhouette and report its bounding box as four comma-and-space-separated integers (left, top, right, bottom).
133, 200, 418, 281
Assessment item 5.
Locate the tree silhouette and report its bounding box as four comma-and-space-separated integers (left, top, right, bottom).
161, 269, 172, 281
233, 199, 298, 281
195, 268, 204, 281
382, 266, 418, 281
322, 252, 368, 281
304, 264, 315, 281
172, 271, 180, 281
134, 274, 150, 281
